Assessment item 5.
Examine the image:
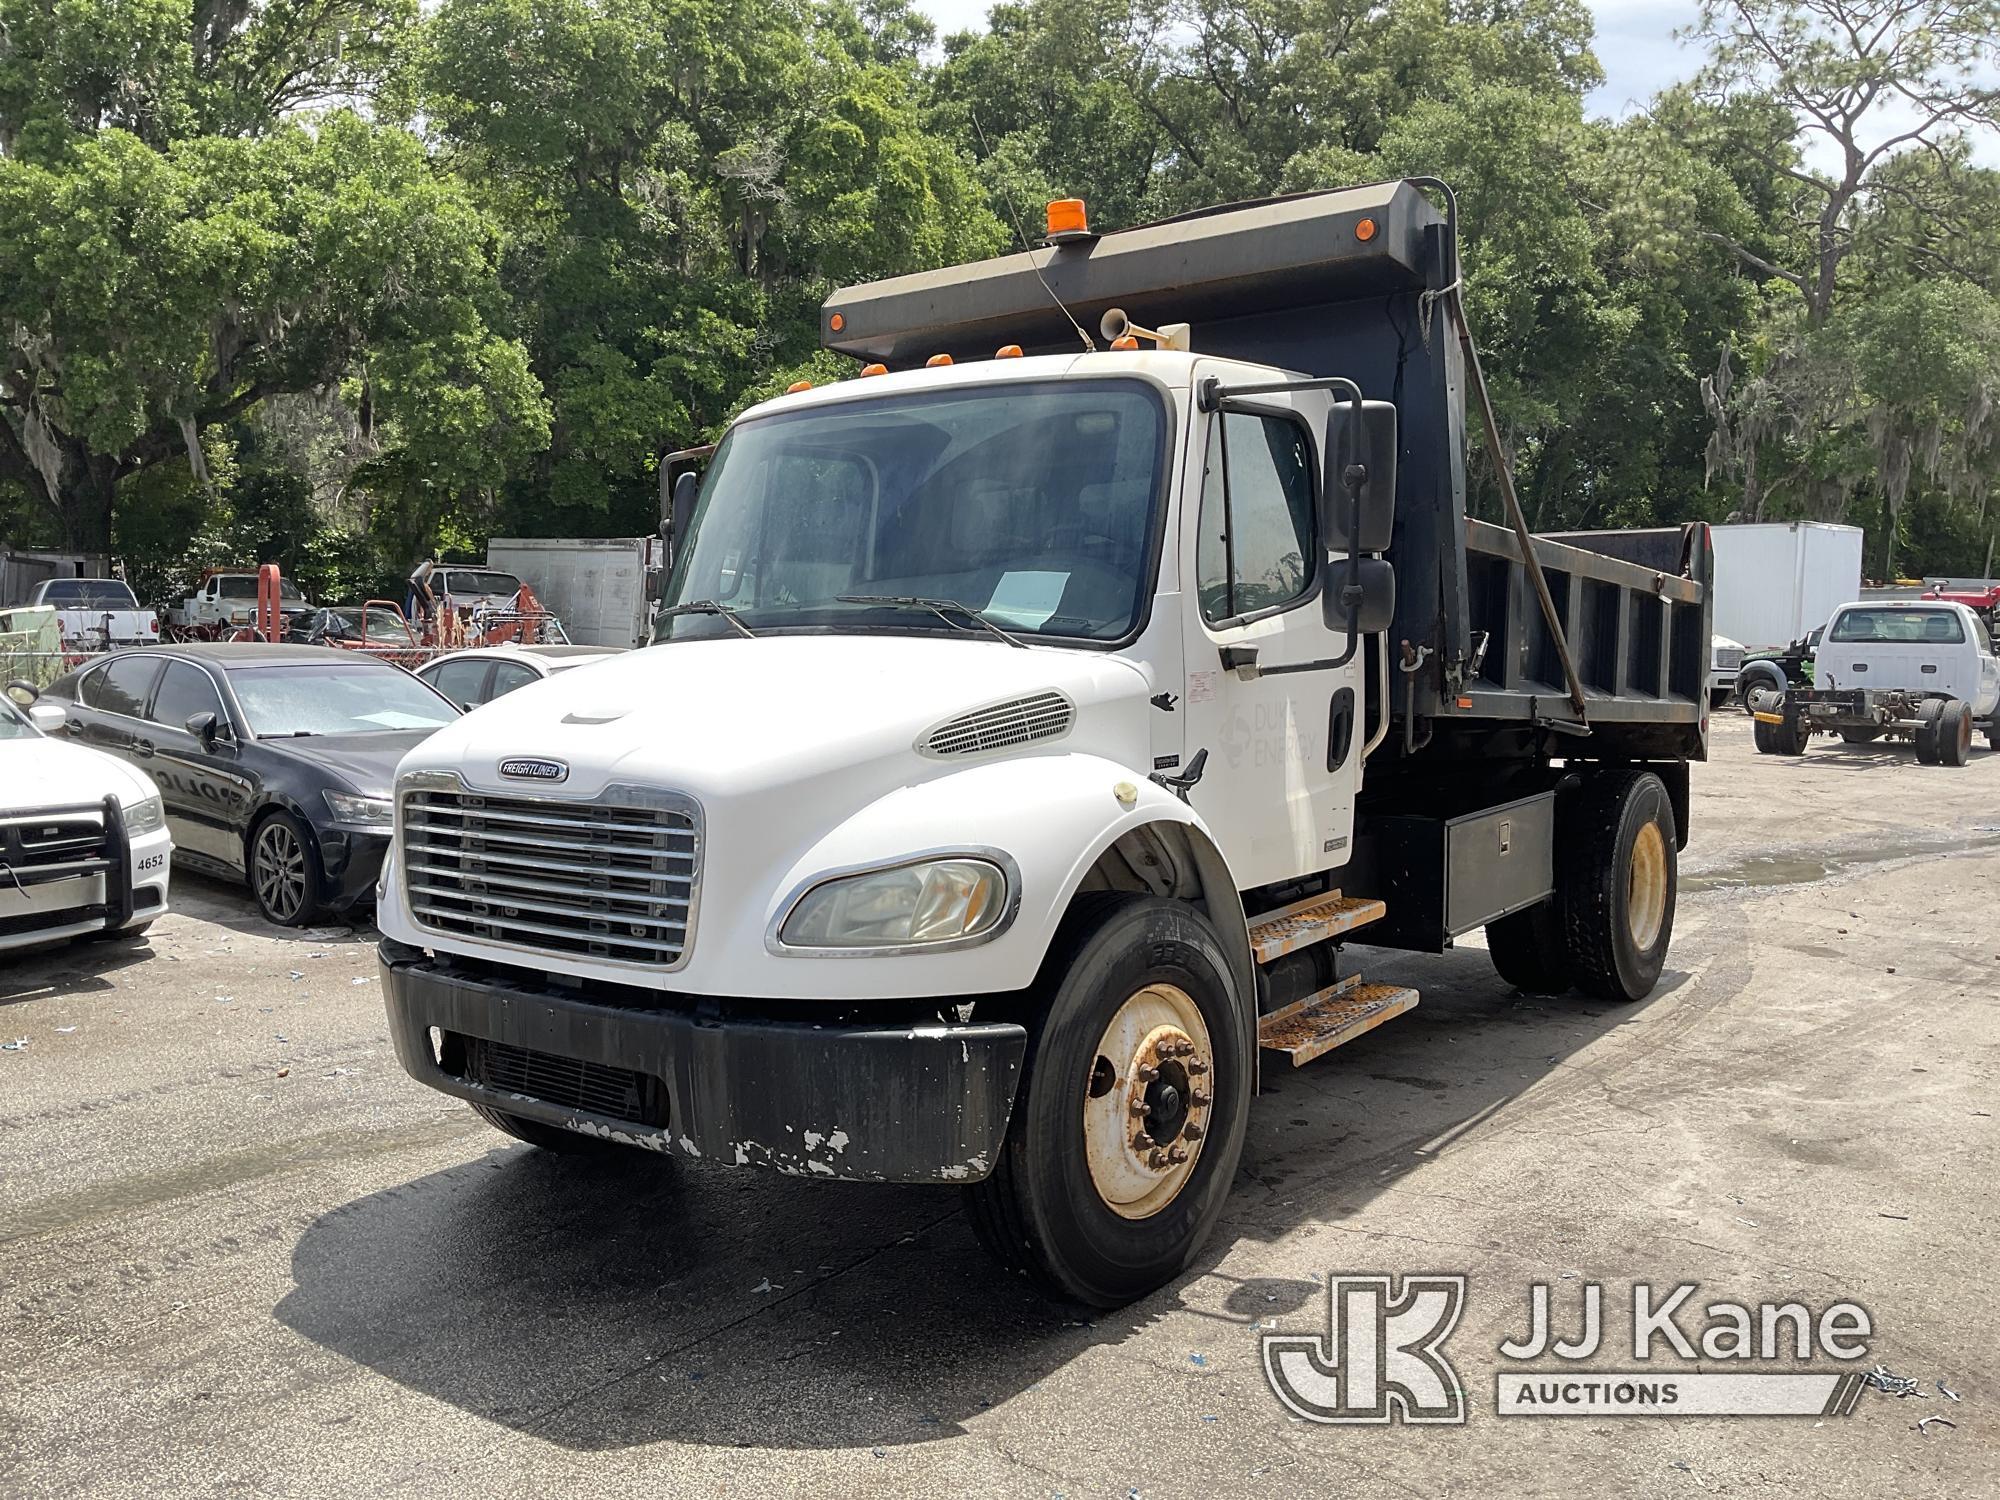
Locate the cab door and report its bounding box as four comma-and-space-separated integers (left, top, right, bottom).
1176, 373, 1366, 891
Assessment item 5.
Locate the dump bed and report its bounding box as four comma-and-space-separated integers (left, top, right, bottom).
824, 181, 1710, 764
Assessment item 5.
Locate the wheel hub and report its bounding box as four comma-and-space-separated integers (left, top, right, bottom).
1082, 985, 1215, 1220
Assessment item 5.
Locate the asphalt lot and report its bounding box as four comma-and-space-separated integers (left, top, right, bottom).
4, 713, 1998, 1498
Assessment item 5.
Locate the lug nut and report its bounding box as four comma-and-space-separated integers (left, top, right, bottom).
1131, 1131, 1153, 1149
1147, 1149, 1168, 1169
1187, 1059, 1209, 1075
1191, 1090, 1211, 1108
1130, 1097, 1150, 1116
1136, 1064, 1159, 1083
1183, 1123, 1204, 1140
1167, 1145, 1189, 1164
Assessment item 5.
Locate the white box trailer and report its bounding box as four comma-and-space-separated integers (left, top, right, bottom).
483, 537, 661, 648
1711, 522, 1863, 652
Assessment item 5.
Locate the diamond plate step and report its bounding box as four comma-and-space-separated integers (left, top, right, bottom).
1258, 978, 1419, 1067
1247, 891, 1387, 963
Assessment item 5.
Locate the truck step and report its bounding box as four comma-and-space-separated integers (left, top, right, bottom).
1247, 891, 1387, 963
1258, 977, 1419, 1067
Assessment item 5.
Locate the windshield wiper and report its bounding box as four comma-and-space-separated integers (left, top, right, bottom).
657, 599, 756, 639
836, 595, 1028, 649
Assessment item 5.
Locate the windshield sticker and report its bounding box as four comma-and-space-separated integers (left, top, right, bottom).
986, 571, 1068, 629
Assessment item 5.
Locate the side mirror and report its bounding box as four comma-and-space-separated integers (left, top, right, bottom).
28, 703, 66, 733
1321, 400, 1398, 554
185, 710, 222, 746
662, 470, 699, 564
1323, 557, 1397, 635
4, 678, 36, 707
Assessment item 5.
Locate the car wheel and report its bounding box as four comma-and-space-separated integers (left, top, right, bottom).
1485, 900, 1571, 994
965, 893, 1251, 1308
1913, 699, 1944, 764
249, 811, 326, 927
1936, 701, 1973, 767
1738, 668, 1785, 714
1560, 770, 1678, 1003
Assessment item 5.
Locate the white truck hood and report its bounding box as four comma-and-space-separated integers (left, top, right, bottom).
398, 633, 1154, 802
3, 736, 156, 809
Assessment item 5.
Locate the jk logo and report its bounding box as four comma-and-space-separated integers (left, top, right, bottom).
1262, 1274, 1468, 1424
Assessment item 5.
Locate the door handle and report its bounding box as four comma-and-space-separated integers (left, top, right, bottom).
134, 738, 155, 757
66, 719, 83, 733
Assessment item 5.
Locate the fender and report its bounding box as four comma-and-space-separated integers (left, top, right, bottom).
744, 752, 1252, 1008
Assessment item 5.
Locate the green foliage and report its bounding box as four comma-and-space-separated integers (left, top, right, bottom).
3, 0, 1999, 593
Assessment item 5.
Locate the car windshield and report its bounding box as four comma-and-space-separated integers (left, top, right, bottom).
218, 575, 306, 601
227, 663, 458, 737
656, 378, 1168, 644
1828, 608, 1964, 644
42, 579, 138, 609
442, 571, 521, 596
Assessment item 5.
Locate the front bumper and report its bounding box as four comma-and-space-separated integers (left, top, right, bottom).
378, 944, 1028, 1182
317, 828, 390, 910
0, 804, 170, 951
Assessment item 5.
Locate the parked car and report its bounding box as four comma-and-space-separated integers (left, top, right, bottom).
34, 644, 459, 926
414, 643, 624, 711
288, 602, 422, 664
1, 683, 172, 951
434, 568, 525, 614
23, 577, 160, 650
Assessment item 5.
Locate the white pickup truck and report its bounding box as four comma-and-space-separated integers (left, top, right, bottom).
1751, 599, 2000, 763
375, 182, 1714, 1305
23, 578, 159, 650
167, 571, 311, 634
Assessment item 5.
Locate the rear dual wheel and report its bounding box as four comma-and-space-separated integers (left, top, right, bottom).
1912, 699, 1969, 766
1485, 770, 1678, 1004
967, 894, 1251, 1308
1753, 713, 1807, 756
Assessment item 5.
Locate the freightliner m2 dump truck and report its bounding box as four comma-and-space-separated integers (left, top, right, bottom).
378, 181, 1712, 1306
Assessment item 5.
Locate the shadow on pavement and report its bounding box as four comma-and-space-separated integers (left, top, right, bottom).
274, 946, 1713, 1452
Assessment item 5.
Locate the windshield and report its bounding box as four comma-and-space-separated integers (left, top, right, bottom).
217, 575, 306, 602
228, 663, 459, 737
42, 579, 138, 609
442, 571, 522, 597
656, 379, 1168, 644
1828, 607, 1964, 644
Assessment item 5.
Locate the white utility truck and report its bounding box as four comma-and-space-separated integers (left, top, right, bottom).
377, 182, 1713, 1306
1710, 521, 1863, 654
1751, 599, 2000, 763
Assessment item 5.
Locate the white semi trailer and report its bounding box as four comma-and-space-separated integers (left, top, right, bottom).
376, 182, 1713, 1306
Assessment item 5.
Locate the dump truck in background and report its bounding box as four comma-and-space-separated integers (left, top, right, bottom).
483, 538, 661, 648
377, 180, 1711, 1307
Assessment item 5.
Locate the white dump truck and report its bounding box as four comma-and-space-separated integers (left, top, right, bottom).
377, 182, 1713, 1306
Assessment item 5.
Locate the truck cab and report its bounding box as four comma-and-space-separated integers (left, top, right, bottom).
377, 181, 1711, 1306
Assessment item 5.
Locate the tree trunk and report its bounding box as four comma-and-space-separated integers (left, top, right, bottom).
57, 450, 119, 554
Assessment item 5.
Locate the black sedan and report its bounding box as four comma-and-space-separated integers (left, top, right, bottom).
35, 644, 459, 926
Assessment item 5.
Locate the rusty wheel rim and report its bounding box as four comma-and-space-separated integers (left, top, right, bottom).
1627, 820, 1668, 951
1082, 984, 1214, 1221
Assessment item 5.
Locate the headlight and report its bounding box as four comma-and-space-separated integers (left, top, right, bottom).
324, 791, 395, 831
777, 857, 1012, 951
124, 794, 166, 837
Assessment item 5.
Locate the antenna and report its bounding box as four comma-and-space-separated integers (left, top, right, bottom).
970, 111, 1094, 353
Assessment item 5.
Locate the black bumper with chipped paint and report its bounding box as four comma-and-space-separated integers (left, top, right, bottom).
378, 943, 1028, 1183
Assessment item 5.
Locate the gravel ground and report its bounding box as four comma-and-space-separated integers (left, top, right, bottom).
3, 712, 1997, 1498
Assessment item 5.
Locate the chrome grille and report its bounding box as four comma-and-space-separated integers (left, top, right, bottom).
1714, 647, 1746, 671
924, 691, 1073, 756
400, 778, 698, 967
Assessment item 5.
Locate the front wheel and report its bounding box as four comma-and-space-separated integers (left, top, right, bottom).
966, 894, 1251, 1307
1560, 770, 1678, 1003
249, 811, 326, 927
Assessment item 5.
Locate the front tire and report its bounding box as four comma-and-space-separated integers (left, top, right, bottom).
1560, 771, 1677, 1003
249, 811, 326, 927
966, 894, 1251, 1307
